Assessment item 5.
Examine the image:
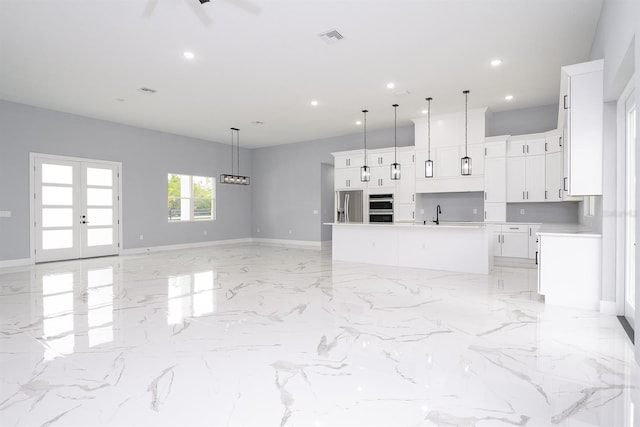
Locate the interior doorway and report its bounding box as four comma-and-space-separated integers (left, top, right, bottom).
31, 154, 121, 263
623, 84, 636, 327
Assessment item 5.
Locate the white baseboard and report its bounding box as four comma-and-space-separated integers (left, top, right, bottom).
252, 238, 322, 249
121, 238, 254, 255
0, 258, 32, 269
599, 300, 618, 315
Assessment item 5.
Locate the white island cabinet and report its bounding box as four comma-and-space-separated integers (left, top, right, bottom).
331, 222, 491, 274
537, 228, 602, 311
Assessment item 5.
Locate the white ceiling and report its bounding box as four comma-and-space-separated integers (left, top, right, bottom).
0, 0, 603, 148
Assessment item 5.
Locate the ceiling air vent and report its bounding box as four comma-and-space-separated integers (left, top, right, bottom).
319, 30, 344, 44
138, 87, 157, 94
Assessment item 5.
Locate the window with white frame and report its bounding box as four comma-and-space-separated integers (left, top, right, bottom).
168, 174, 215, 221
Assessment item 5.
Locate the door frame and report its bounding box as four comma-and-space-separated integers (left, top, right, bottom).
29, 153, 123, 263
615, 77, 636, 320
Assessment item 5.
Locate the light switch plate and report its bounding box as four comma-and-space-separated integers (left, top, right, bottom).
0, 211, 11, 218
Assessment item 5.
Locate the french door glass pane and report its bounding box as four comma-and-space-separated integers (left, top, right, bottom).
42, 208, 73, 228
42, 164, 72, 184
42, 186, 73, 206
87, 228, 113, 246
86, 168, 112, 186
42, 229, 73, 250
87, 208, 113, 226
88, 267, 113, 288
42, 273, 73, 295
87, 188, 112, 206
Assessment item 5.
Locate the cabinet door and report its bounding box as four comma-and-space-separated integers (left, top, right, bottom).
528, 225, 541, 260
369, 151, 396, 166
525, 155, 546, 202
484, 203, 506, 222
335, 153, 365, 169
501, 228, 529, 258
395, 165, 415, 204
567, 70, 603, 195
395, 204, 415, 222
545, 134, 562, 154
369, 166, 394, 189
484, 141, 506, 158
526, 138, 547, 156
467, 143, 485, 175
335, 168, 362, 190
397, 150, 415, 165
435, 146, 461, 178
507, 140, 527, 157
545, 151, 563, 201
506, 157, 526, 202
484, 157, 506, 203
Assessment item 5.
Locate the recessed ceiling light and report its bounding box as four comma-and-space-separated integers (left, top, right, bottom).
355, 120, 362, 125
421, 109, 428, 115
183, 51, 195, 60
310, 100, 319, 107
251, 120, 265, 125
491, 59, 502, 67
505, 94, 514, 101
386, 82, 395, 89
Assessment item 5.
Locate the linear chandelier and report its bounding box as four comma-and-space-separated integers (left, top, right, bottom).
220, 127, 250, 185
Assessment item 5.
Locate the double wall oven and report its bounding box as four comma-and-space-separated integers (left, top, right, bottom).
368, 194, 394, 223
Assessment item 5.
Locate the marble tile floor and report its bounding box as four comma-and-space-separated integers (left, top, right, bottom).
0, 243, 638, 426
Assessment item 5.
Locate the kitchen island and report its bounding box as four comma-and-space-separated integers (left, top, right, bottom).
331, 222, 492, 274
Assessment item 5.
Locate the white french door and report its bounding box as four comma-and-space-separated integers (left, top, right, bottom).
33, 155, 120, 263
624, 87, 636, 326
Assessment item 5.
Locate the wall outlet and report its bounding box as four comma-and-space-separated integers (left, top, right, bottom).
473, 208, 477, 214
139, 234, 144, 240
0, 211, 11, 218
313, 209, 319, 215
520, 209, 525, 215
257, 227, 260, 233
420, 209, 425, 214
288, 229, 292, 234
203, 230, 207, 236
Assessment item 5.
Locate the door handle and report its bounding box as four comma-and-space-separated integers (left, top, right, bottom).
81, 220, 89, 224
563, 95, 569, 109
535, 251, 538, 265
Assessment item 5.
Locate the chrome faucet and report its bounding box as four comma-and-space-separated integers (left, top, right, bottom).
433, 204, 442, 225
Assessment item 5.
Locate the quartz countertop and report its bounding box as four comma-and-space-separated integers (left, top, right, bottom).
537, 223, 600, 237
327, 221, 486, 229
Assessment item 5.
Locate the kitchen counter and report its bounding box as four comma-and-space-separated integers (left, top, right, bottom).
537, 223, 600, 237
330, 222, 492, 274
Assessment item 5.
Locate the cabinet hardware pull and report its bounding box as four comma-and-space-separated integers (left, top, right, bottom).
485, 211, 487, 220
523, 191, 525, 200
509, 227, 519, 230
527, 145, 529, 154
484, 192, 487, 201
535, 251, 538, 265
563, 177, 568, 191
545, 142, 548, 152
559, 136, 563, 147
522, 145, 526, 154
484, 147, 487, 156
558, 189, 562, 199
563, 95, 569, 109
545, 190, 548, 200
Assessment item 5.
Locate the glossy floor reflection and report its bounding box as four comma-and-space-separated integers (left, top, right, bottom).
0, 244, 638, 426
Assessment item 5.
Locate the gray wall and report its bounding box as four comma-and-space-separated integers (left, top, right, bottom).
416, 192, 485, 223
0, 101, 252, 261
320, 163, 334, 241
487, 104, 558, 136
506, 202, 579, 223
250, 125, 414, 242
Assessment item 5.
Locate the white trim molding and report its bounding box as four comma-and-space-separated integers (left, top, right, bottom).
0, 258, 33, 269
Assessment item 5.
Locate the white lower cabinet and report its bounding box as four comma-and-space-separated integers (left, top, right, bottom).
528, 224, 541, 261
491, 223, 539, 259
538, 232, 602, 310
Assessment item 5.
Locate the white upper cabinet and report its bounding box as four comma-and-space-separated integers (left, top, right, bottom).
333, 150, 365, 169
558, 59, 603, 196
413, 108, 487, 193
506, 154, 546, 202
545, 151, 563, 201
334, 167, 364, 190
507, 138, 546, 157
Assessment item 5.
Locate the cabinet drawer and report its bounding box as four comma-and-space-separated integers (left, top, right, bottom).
503, 224, 528, 233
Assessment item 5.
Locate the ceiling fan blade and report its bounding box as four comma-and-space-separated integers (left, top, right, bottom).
186, 0, 213, 26
142, 0, 159, 16
225, 0, 262, 15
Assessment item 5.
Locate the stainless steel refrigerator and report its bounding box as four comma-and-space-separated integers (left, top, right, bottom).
335, 190, 363, 223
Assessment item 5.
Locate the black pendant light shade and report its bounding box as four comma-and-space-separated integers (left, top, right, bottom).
390, 104, 401, 180
220, 127, 250, 185
461, 90, 472, 176
425, 97, 434, 178
360, 109, 371, 182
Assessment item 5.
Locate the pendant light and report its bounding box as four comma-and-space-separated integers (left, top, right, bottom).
220, 127, 250, 185
360, 109, 371, 182
390, 104, 401, 180
460, 90, 472, 176
424, 97, 434, 178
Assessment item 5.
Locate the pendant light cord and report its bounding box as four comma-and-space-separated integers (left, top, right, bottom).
236, 128, 240, 175
426, 97, 432, 159
393, 104, 399, 162
463, 90, 469, 157
230, 127, 235, 175
363, 110, 368, 166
